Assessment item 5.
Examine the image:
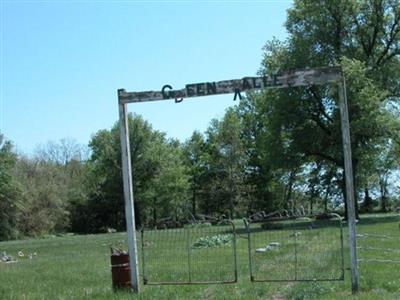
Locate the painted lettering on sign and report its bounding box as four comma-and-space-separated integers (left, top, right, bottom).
161, 84, 185, 100
118, 67, 342, 104
186, 82, 217, 97
161, 75, 283, 100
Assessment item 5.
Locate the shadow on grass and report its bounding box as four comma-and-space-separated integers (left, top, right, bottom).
356, 214, 400, 227
234, 219, 343, 235
233, 213, 399, 235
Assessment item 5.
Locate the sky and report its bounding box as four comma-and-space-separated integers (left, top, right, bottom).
1, 0, 292, 154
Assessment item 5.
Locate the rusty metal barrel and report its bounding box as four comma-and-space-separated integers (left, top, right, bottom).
110, 253, 131, 289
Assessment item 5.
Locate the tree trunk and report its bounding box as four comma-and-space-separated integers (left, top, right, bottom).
153, 197, 157, 225
324, 185, 330, 213
192, 175, 196, 215
363, 186, 372, 212
284, 170, 295, 209
134, 201, 141, 227
380, 178, 388, 212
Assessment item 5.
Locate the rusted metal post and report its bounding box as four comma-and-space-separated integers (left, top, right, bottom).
118, 97, 140, 292
338, 77, 359, 294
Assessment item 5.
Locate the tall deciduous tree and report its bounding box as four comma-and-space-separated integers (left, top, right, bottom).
183, 131, 208, 216
14, 139, 88, 236
197, 108, 248, 218
239, 0, 400, 216
83, 114, 189, 232
0, 134, 21, 240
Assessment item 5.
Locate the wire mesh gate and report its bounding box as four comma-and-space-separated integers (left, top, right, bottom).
356, 214, 400, 265
141, 220, 237, 285
244, 214, 344, 282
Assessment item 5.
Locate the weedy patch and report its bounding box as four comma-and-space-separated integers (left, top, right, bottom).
285, 282, 335, 300
192, 234, 232, 249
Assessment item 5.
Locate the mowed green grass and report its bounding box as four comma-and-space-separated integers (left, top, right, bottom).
0, 214, 399, 300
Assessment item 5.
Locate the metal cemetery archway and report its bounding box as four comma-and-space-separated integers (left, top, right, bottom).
117, 66, 359, 293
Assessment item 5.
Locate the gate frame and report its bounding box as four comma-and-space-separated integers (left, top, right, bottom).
117, 66, 359, 293
244, 213, 345, 282
140, 220, 238, 285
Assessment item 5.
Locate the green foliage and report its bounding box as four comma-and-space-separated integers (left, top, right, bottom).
285, 283, 335, 300
0, 134, 21, 240
14, 139, 88, 236
237, 0, 400, 216
199, 109, 249, 218
182, 130, 208, 216
182, 109, 250, 219
15, 158, 71, 236
81, 114, 190, 232
191, 234, 232, 249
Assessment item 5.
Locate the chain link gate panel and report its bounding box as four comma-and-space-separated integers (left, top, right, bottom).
244, 214, 344, 282
141, 220, 237, 285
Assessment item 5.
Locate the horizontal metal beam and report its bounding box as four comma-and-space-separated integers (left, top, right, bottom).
118, 66, 342, 104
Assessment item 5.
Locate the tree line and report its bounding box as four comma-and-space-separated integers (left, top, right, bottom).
1, 0, 400, 240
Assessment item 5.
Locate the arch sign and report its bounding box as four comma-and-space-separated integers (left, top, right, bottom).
117, 66, 359, 294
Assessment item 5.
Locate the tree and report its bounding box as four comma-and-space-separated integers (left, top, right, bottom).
35, 138, 89, 166
0, 134, 21, 240
196, 108, 249, 218
15, 158, 70, 235
236, 91, 292, 214
14, 138, 88, 236
376, 139, 400, 210
145, 140, 189, 223
82, 114, 189, 232
183, 131, 208, 216
239, 0, 400, 216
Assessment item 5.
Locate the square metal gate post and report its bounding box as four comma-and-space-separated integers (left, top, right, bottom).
118, 97, 140, 292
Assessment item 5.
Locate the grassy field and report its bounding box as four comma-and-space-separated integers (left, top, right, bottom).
0, 213, 399, 300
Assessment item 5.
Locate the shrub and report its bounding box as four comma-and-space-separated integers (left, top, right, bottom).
192, 234, 232, 249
